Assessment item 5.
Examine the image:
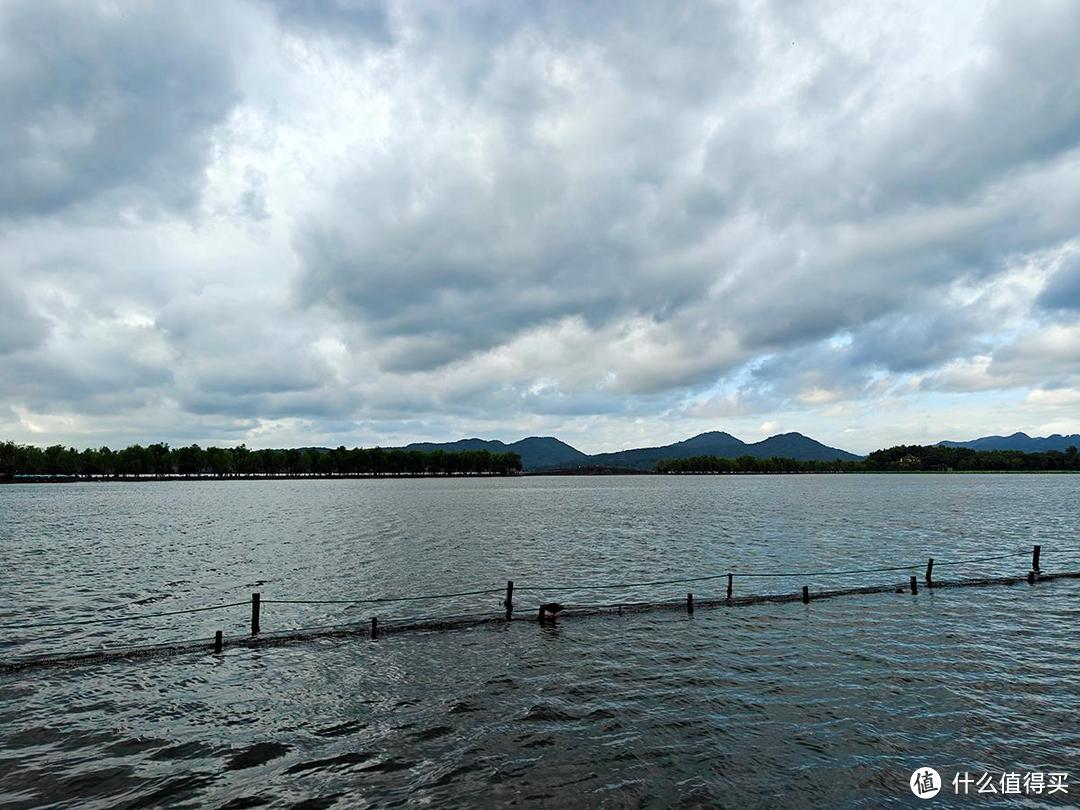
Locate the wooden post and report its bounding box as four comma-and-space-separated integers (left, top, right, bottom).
537, 605, 546, 623
250, 592, 261, 635
801, 586, 809, 604
214, 630, 223, 654
370, 617, 378, 640
727, 573, 733, 600
1027, 570, 1036, 585
1032, 544, 1041, 572
910, 575, 918, 595
687, 592, 694, 615
925, 558, 934, 587
504, 580, 514, 621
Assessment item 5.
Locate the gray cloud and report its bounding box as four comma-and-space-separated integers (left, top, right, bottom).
156, 290, 343, 413
292, 0, 752, 375
0, 277, 49, 354
1038, 252, 1080, 312
2, 0, 1080, 449
294, 0, 1080, 388
265, 0, 391, 43
0, 1, 240, 220
0, 326, 172, 415
988, 325, 1080, 386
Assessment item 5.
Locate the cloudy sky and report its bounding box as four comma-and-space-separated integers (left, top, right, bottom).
2, 0, 1079, 454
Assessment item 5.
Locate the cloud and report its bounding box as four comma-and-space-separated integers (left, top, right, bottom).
293, 0, 1080, 381
0, 277, 50, 354
989, 323, 1080, 385
290, 0, 755, 375
920, 322, 1080, 395
1037, 251, 1080, 311
0, 1, 242, 220
0, 0, 1079, 451
264, 0, 391, 43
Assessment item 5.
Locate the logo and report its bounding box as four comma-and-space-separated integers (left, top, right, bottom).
911, 768, 942, 799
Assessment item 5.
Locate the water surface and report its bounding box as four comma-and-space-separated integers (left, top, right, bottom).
1, 475, 1077, 807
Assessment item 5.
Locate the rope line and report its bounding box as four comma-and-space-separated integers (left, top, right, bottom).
0, 601, 250, 631
513, 550, 1031, 591
929, 551, 1032, 567
6, 634, 209, 663
0, 548, 1050, 631
262, 587, 503, 605
6, 571, 1080, 673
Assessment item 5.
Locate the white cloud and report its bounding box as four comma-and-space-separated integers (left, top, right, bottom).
0, 0, 1079, 452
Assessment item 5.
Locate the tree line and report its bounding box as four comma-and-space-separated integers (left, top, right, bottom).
0, 441, 522, 480
657, 455, 856, 473
657, 444, 1080, 473
863, 444, 1079, 471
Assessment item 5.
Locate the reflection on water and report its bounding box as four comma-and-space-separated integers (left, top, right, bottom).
1, 475, 1077, 807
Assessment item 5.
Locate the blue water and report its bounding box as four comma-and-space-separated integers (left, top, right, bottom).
1, 475, 1077, 807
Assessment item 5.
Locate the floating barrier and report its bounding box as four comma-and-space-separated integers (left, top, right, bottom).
2, 545, 1076, 674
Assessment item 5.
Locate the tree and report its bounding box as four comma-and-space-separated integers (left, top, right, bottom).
78, 447, 104, 477
256, 448, 278, 477
146, 443, 172, 477
117, 444, 148, 477
99, 446, 118, 477
206, 447, 232, 477
175, 444, 206, 476
0, 441, 17, 481
230, 444, 254, 476
1, 439, 527, 479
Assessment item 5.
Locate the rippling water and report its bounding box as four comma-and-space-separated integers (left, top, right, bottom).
1, 475, 1078, 807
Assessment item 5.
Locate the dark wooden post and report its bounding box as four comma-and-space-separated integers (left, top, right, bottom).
1032, 544, 1041, 572
504, 580, 514, 620
925, 558, 934, 587
801, 586, 810, 604
1027, 570, 1036, 585
910, 576, 918, 595
727, 573, 733, 600
687, 592, 694, 615
370, 617, 378, 640
537, 605, 546, 623
214, 630, 223, 654
250, 592, 261, 635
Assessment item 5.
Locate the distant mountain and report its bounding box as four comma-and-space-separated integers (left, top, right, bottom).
938, 432, 1080, 453
748, 432, 862, 461
508, 437, 590, 469
584, 431, 748, 471
402, 436, 588, 470
575, 431, 860, 471
400, 429, 860, 471
403, 438, 509, 454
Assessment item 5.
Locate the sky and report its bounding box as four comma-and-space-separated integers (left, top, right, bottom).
1, 0, 1079, 456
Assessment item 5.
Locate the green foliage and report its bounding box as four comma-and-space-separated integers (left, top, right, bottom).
0, 440, 523, 478
658, 455, 855, 473
863, 444, 1080, 471
7, 438, 1073, 479
658, 444, 1080, 473
0, 440, 19, 481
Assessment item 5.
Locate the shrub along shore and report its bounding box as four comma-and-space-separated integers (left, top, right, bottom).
2, 440, 1077, 482
0, 442, 521, 481
657, 443, 1080, 473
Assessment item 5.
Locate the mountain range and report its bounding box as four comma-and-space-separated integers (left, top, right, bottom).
402, 431, 861, 472
937, 432, 1080, 453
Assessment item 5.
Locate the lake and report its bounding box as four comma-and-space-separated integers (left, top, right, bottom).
1, 475, 1077, 807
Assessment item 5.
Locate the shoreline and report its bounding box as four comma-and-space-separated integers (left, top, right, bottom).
4, 469, 1079, 484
